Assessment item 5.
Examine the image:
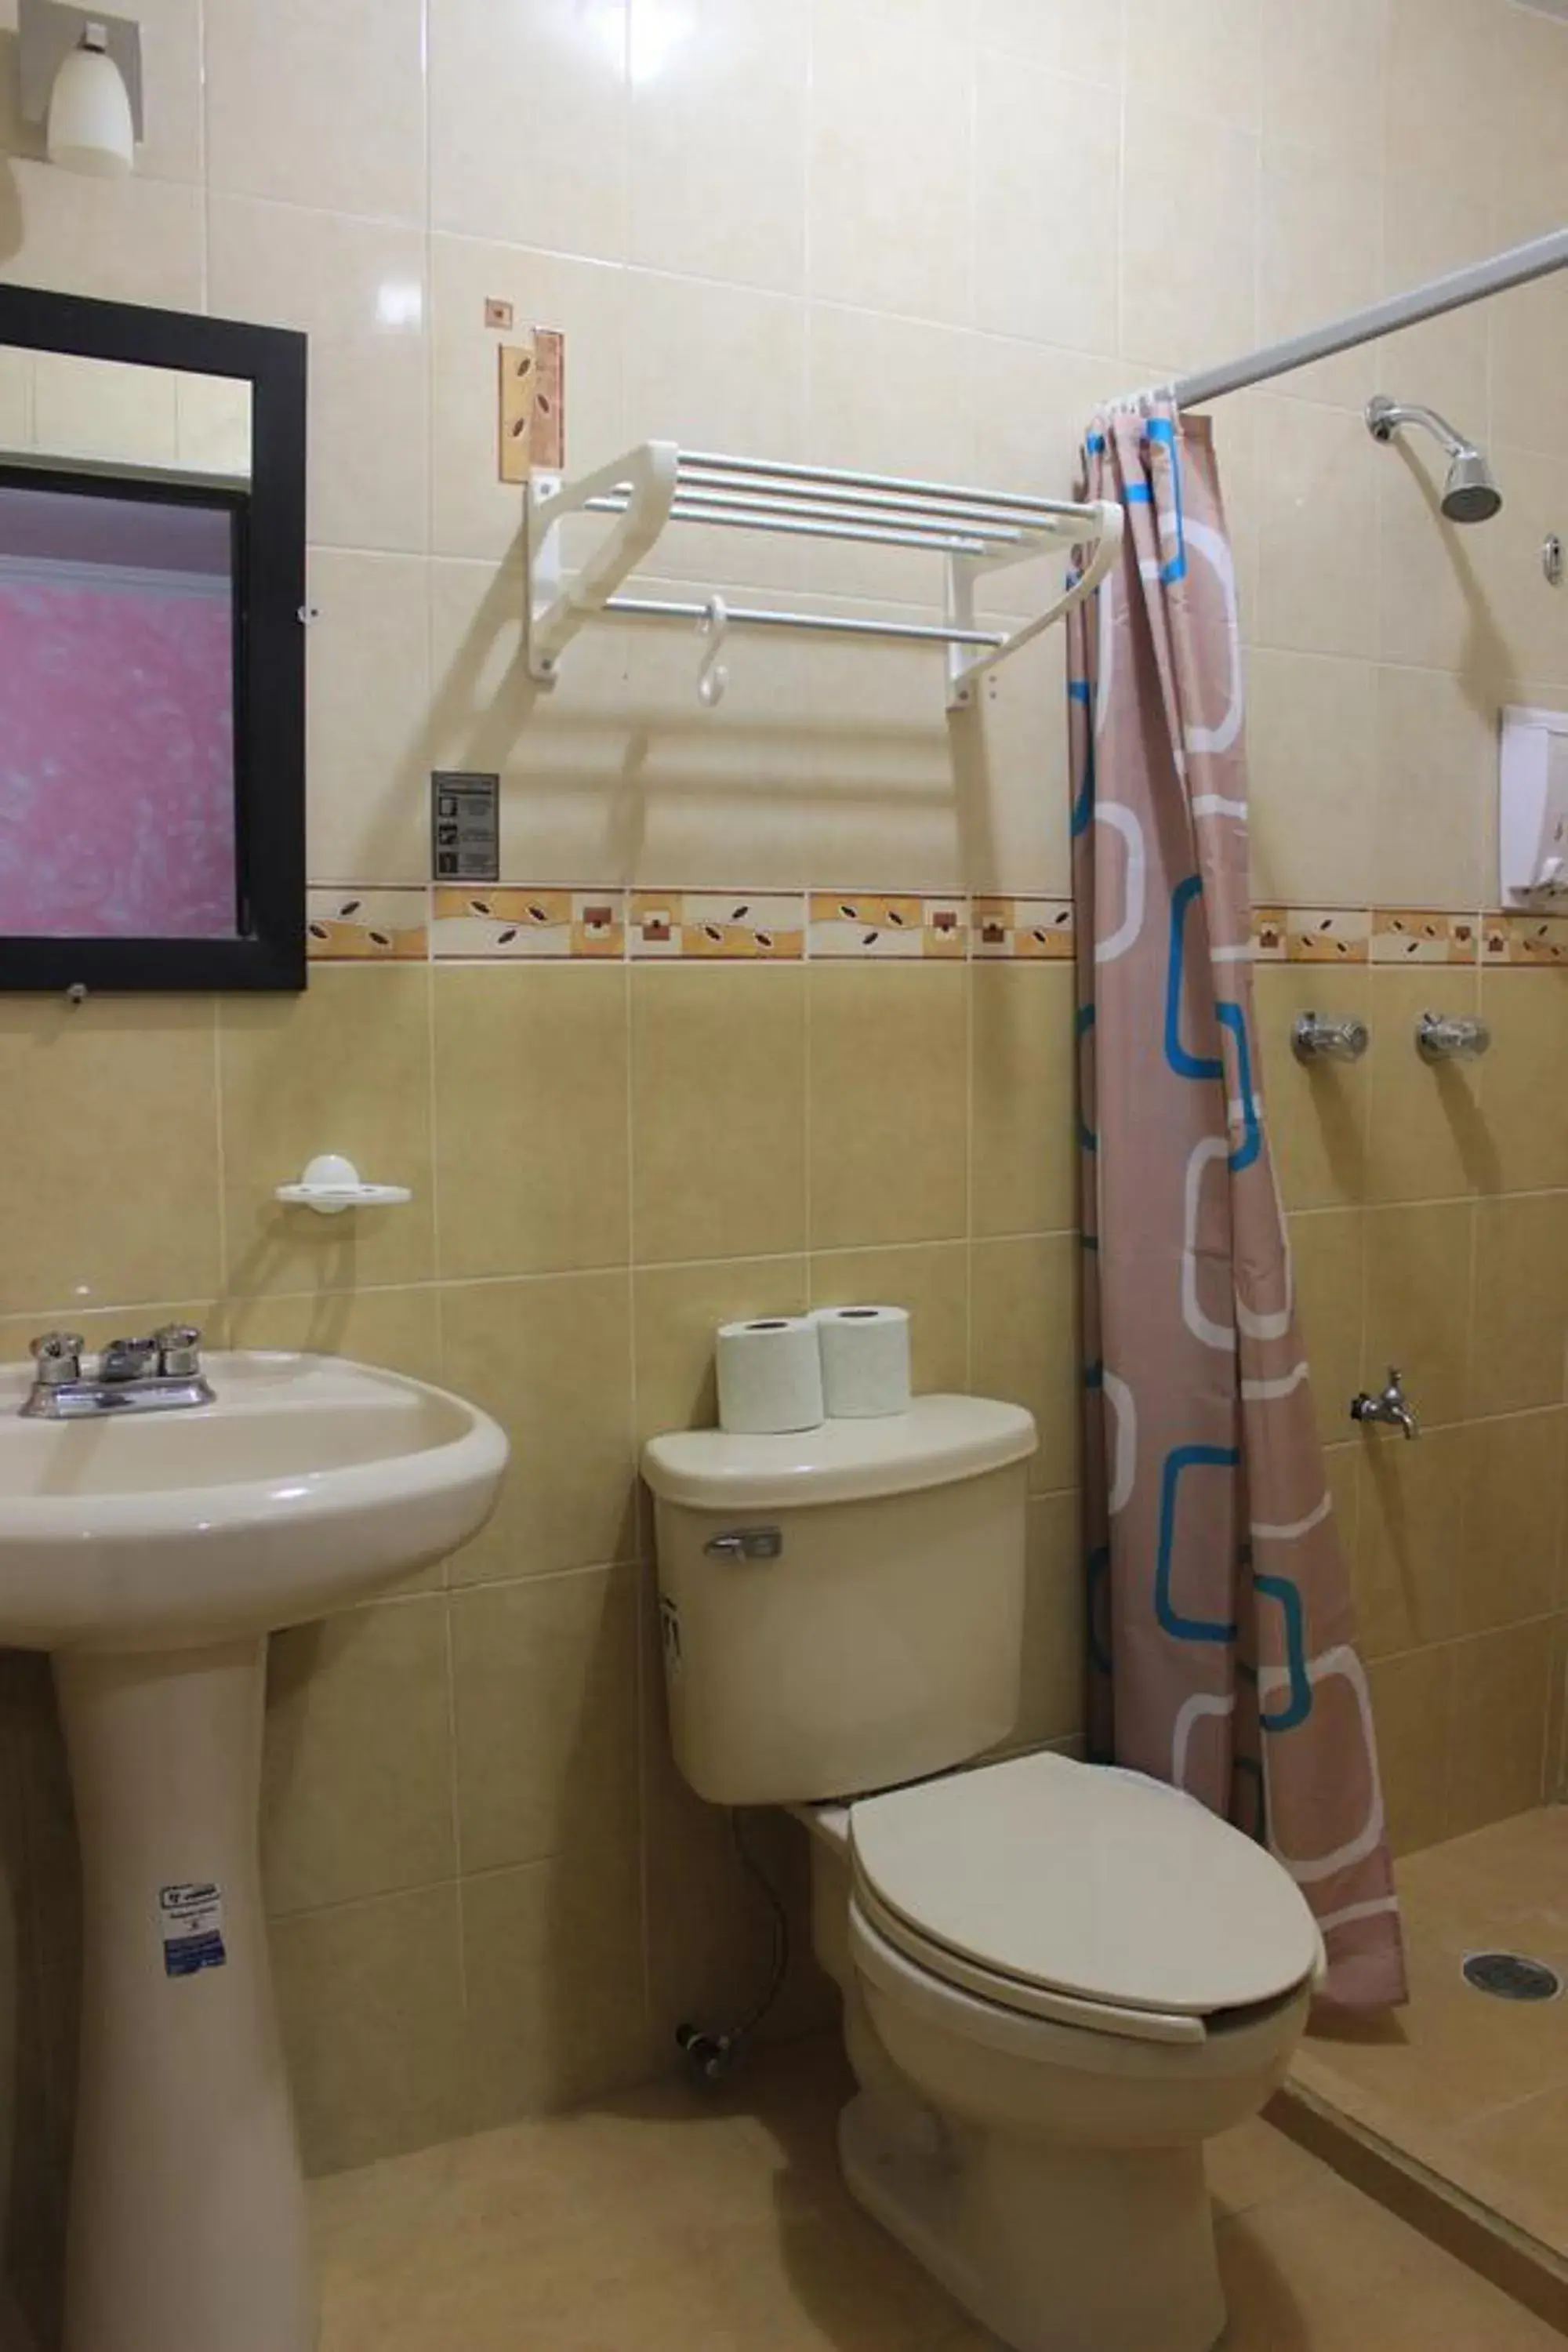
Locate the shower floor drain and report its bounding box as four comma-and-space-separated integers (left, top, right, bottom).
1462, 1951, 1563, 2002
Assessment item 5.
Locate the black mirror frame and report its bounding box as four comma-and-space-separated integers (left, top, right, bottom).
0, 285, 307, 993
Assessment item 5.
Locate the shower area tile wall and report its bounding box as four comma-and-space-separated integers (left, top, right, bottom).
4, 0, 1568, 2339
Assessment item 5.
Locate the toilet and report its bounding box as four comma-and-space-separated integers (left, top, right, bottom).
641, 1395, 1323, 2352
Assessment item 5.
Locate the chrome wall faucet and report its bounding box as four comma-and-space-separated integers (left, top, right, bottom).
1351, 1367, 1421, 1440
1293, 1011, 1370, 1062
21, 1325, 215, 1419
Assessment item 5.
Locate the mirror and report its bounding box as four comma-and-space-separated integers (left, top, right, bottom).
0, 289, 305, 991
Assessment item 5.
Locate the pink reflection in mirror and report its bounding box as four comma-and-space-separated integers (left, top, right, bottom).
0, 481, 238, 938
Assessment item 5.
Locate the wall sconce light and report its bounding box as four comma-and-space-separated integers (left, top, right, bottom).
17, 0, 143, 178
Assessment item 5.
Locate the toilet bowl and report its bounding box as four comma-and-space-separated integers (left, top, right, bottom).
640, 1398, 1322, 2352
797, 1752, 1319, 2352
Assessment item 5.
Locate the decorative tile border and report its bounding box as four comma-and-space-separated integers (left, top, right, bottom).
808, 894, 966, 958
973, 898, 1075, 959
630, 892, 805, 959
1370, 910, 1479, 965
306, 889, 1568, 968
430, 887, 623, 958
1253, 909, 1370, 964
1482, 913, 1568, 965
307, 889, 428, 960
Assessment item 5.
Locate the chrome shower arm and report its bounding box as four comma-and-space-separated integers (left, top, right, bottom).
1366, 397, 1476, 462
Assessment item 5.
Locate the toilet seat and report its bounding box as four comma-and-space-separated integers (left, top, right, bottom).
848, 1751, 1322, 2042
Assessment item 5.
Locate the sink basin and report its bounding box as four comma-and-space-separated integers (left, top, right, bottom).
0, 1351, 508, 2352
0, 1349, 508, 1650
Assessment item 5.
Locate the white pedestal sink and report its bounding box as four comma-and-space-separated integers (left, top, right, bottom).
0, 1351, 508, 2352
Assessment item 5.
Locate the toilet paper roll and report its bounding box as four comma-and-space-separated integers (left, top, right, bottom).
813, 1305, 913, 1418
716, 1316, 826, 1436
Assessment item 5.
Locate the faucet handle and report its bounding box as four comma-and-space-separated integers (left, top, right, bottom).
154, 1323, 204, 1377
30, 1330, 84, 1385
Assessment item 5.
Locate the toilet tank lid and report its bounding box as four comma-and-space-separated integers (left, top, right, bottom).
641, 1395, 1037, 1509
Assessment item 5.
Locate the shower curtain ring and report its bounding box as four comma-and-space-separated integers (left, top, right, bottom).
697, 594, 730, 707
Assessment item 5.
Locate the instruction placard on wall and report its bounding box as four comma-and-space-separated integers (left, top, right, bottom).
159, 1882, 227, 1978
431, 771, 500, 883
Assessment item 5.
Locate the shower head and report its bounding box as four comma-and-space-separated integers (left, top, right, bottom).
1366, 394, 1503, 523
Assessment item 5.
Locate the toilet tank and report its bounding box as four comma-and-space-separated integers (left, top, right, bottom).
641, 1396, 1037, 1806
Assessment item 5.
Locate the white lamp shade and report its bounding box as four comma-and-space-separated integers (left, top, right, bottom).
47, 36, 135, 177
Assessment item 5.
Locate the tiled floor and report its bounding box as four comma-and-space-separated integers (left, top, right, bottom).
1293, 1806, 1568, 2265
314, 2037, 1564, 2350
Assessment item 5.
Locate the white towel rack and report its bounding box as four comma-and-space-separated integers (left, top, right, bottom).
524, 441, 1123, 712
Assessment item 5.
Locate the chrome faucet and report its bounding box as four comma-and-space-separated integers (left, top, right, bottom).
1293, 1011, 1370, 1063
21, 1325, 215, 1419
1350, 1367, 1421, 1440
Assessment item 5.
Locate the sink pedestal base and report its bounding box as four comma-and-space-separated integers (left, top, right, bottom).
56, 1638, 313, 2352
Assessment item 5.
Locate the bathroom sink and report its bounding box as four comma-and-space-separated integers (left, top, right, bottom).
0, 1349, 508, 2352
0, 1349, 507, 1650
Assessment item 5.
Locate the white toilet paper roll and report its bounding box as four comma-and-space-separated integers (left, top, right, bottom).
715, 1316, 826, 1436
813, 1305, 913, 1418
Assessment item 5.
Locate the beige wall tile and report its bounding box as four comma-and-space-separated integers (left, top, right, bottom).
1367, 1644, 1454, 1857
1362, 1200, 1475, 1429
430, 238, 626, 565
218, 967, 435, 1297
808, 964, 968, 1249
1257, 142, 1381, 411
263, 1597, 456, 1915
1287, 1208, 1365, 1451
809, 1243, 969, 1396
0, 999, 220, 1316
971, 1232, 1078, 1493
1385, 0, 1507, 204
1125, 0, 1261, 127
305, 552, 432, 886
1254, 399, 1378, 659
1247, 650, 1377, 906
219, 1285, 441, 1377
434, 967, 630, 1281
808, 12, 974, 328
452, 1566, 639, 1876
1455, 1410, 1565, 1636
1469, 1195, 1568, 1419
206, 0, 426, 224
628, 0, 808, 293
1254, 968, 1370, 1211
1261, 0, 1388, 163
429, 0, 628, 258
971, 963, 1077, 1238
1377, 172, 1491, 434
1353, 1428, 1463, 1659
1120, 100, 1259, 372
442, 1273, 637, 1587
273, 1884, 467, 2174
1375, 439, 1499, 674
632, 1257, 810, 1444
631, 967, 807, 1266
973, 53, 1120, 356
1479, 971, 1568, 1195
1446, 1623, 1552, 1837
976, 0, 1121, 79
0, 165, 204, 307
1363, 968, 1490, 1208
1013, 1490, 1085, 1746
208, 198, 429, 554
960, 626, 1076, 898
1494, 267, 1568, 459
460, 1853, 654, 2132
1371, 666, 1492, 913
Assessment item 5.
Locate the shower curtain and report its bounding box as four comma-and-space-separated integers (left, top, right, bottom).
1067, 401, 1406, 2011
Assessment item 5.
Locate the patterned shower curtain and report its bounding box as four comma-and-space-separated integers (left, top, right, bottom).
1067, 401, 1406, 2012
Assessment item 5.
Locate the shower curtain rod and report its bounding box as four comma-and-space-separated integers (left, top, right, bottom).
1159, 226, 1568, 410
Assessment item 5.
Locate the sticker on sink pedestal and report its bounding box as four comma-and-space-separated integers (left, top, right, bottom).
159, 1882, 227, 1978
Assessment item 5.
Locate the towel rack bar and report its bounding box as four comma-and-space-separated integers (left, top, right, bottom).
604, 597, 1008, 648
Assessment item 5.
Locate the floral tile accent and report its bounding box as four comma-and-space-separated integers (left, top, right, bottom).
1482, 912, 1568, 965
808, 894, 967, 957
629, 891, 804, 959
973, 897, 1074, 959
307, 889, 428, 960
430, 887, 624, 958
1371, 909, 1479, 965
1253, 909, 1370, 963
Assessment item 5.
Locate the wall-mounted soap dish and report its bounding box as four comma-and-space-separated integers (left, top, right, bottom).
274, 1154, 413, 1216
